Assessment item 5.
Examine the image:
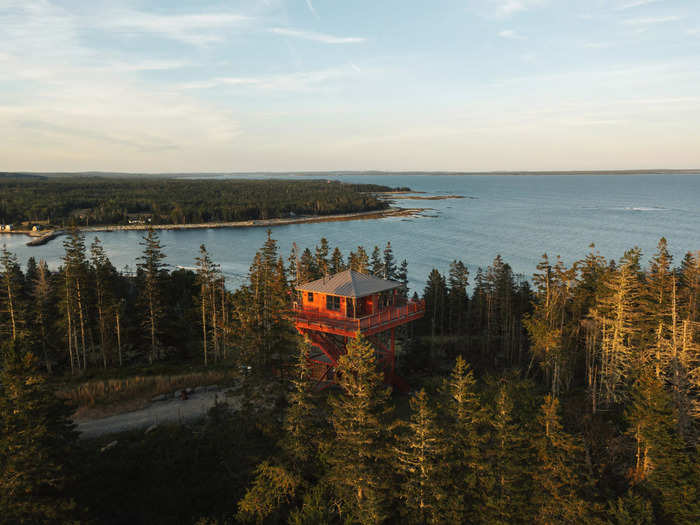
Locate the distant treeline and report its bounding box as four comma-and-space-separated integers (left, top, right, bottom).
0, 177, 406, 226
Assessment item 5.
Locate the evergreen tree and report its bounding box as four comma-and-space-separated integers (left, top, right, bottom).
195, 244, 221, 366
679, 251, 699, 323
0, 341, 79, 524
606, 490, 654, 525
625, 369, 699, 524
532, 395, 590, 524
327, 333, 392, 524
422, 268, 447, 345
349, 246, 370, 274
1, 245, 23, 342
330, 246, 345, 274
370, 246, 383, 277
398, 259, 409, 297
137, 228, 167, 364
643, 238, 674, 378
447, 260, 469, 335
246, 231, 292, 368
394, 389, 445, 524
480, 384, 532, 524
238, 338, 320, 523
31, 260, 53, 373
62, 230, 89, 371
524, 255, 573, 397
382, 241, 397, 280
90, 237, 116, 369
589, 248, 643, 409
288, 242, 300, 289
315, 238, 330, 277
439, 356, 484, 522
281, 337, 319, 473
298, 248, 318, 282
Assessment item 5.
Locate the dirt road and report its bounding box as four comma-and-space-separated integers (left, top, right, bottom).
75, 388, 241, 438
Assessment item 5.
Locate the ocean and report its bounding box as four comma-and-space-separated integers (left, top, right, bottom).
2, 173, 699, 293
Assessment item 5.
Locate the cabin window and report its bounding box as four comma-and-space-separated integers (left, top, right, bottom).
326, 295, 341, 311
307, 292, 314, 302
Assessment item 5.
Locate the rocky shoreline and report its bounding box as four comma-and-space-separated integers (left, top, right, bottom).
19, 206, 426, 246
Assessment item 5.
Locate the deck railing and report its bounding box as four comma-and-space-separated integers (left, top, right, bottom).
292, 299, 425, 333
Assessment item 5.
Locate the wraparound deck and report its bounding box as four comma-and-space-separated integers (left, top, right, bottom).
292, 299, 425, 337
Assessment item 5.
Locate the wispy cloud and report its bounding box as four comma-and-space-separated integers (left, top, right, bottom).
583, 42, 612, 49
615, 0, 662, 11
270, 27, 365, 44
498, 29, 523, 39
305, 0, 320, 20
180, 66, 360, 91
622, 15, 682, 25
106, 11, 251, 45
493, 0, 546, 17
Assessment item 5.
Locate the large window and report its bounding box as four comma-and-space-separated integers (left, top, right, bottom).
326, 295, 341, 311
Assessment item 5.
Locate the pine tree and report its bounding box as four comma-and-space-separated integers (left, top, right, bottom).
298, 248, 318, 282
370, 246, 383, 277
0, 341, 79, 523
532, 395, 590, 524
330, 247, 345, 274
62, 229, 89, 371
679, 251, 699, 323
327, 333, 392, 524
643, 238, 674, 378
398, 259, 409, 297
625, 369, 699, 524
447, 260, 469, 335
90, 237, 115, 369
438, 356, 484, 522
137, 228, 167, 364
606, 490, 654, 525
382, 241, 397, 280
394, 389, 445, 524
589, 248, 643, 409
195, 244, 221, 366
524, 255, 573, 397
349, 246, 370, 274
238, 338, 320, 523
1, 245, 23, 342
32, 260, 53, 373
281, 337, 318, 472
422, 269, 447, 347
247, 231, 291, 368
288, 242, 300, 289
480, 384, 532, 524
315, 238, 330, 277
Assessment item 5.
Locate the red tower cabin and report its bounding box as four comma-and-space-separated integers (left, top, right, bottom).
292, 269, 425, 391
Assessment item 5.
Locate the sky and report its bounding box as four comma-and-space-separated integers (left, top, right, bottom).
1, 0, 700, 172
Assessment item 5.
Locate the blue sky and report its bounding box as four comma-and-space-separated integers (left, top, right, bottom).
1, 0, 699, 171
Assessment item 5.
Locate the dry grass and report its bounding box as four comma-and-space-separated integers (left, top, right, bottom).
58, 369, 236, 410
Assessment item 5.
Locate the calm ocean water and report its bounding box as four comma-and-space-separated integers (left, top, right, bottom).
2, 174, 699, 293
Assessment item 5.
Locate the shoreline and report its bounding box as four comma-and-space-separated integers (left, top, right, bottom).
18, 206, 427, 246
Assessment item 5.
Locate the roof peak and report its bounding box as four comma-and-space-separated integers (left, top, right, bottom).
297, 268, 401, 297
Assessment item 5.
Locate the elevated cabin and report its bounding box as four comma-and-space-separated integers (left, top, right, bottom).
292, 269, 424, 390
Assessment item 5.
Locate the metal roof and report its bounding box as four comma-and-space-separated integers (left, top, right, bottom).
296, 269, 401, 298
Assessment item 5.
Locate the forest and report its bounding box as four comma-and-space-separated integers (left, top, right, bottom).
0, 177, 403, 226
0, 232, 698, 524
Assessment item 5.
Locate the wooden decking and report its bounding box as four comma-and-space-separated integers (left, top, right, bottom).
292, 300, 425, 337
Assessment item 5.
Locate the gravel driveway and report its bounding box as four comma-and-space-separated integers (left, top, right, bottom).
76, 388, 240, 438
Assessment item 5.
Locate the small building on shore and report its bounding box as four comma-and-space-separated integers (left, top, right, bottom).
1, 224, 12, 231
